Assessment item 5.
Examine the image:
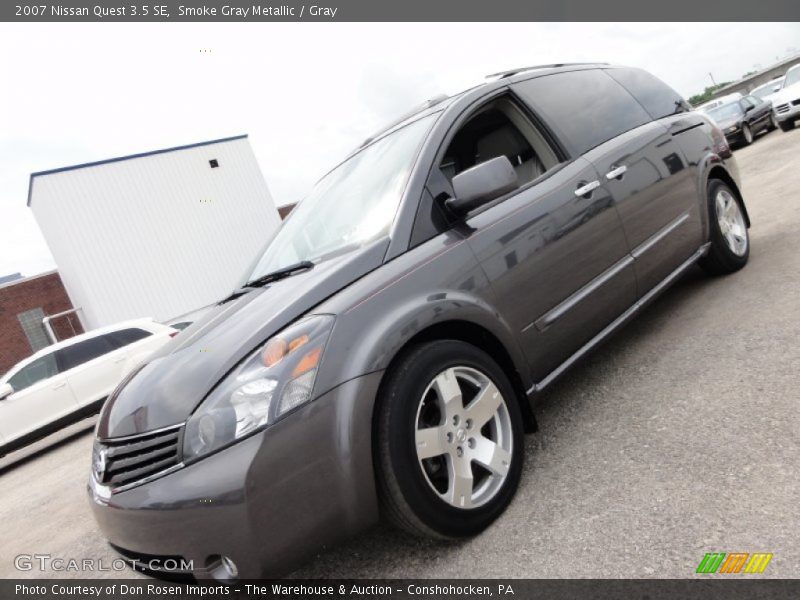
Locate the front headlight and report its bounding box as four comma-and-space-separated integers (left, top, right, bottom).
183, 315, 334, 462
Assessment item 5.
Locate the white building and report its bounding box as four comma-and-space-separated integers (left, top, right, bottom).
28, 135, 281, 330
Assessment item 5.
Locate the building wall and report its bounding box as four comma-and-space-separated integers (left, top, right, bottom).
0, 271, 83, 375
29, 136, 281, 329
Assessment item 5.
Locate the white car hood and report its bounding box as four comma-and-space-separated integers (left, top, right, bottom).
771, 82, 800, 106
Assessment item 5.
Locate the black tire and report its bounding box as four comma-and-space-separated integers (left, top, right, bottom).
740, 123, 753, 146
375, 340, 524, 539
699, 179, 750, 276
779, 119, 796, 132
768, 113, 778, 131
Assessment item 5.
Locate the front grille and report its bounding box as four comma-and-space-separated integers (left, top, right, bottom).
94, 425, 182, 489
776, 103, 790, 114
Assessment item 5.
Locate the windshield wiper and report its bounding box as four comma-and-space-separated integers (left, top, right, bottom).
218, 261, 316, 305
244, 260, 315, 288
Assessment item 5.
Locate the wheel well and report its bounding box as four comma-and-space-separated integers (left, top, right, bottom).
708, 166, 750, 227
376, 320, 537, 434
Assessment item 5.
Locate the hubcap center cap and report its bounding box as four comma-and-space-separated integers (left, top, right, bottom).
455, 428, 467, 443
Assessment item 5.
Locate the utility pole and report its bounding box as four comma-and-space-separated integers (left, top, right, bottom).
709, 72, 717, 87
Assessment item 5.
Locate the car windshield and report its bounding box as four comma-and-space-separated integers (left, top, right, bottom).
785, 68, 800, 88
707, 102, 743, 121
751, 87, 769, 99
245, 113, 437, 281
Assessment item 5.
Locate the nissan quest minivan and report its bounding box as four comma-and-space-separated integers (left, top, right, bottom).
89, 63, 750, 580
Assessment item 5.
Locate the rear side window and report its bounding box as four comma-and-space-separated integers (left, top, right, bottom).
605, 67, 690, 120
57, 336, 114, 372
107, 328, 151, 348
513, 69, 652, 156
8, 354, 58, 393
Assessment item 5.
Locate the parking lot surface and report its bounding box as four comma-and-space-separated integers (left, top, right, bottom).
1, 127, 798, 579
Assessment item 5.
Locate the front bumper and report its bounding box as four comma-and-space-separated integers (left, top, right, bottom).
774, 100, 800, 123
722, 125, 742, 144
89, 371, 383, 579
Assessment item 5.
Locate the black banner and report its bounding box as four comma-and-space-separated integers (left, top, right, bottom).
4, 0, 800, 22
5, 580, 800, 600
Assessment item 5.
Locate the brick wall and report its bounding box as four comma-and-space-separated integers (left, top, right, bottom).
0, 271, 83, 375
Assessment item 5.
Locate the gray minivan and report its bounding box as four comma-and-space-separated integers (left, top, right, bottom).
89, 63, 750, 580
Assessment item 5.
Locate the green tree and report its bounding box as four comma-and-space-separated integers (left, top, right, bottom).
688, 82, 731, 107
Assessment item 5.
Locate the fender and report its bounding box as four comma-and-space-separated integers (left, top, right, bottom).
313, 236, 533, 402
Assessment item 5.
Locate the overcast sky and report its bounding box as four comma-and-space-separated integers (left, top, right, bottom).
1, 22, 798, 276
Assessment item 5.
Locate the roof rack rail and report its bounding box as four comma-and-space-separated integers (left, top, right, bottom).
486, 62, 609, 80
359, 94, 450, 148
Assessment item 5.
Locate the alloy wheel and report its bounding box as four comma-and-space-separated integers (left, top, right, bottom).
743, 124, 753, 144
716, 189, 748, 256
414, 366, 513, 509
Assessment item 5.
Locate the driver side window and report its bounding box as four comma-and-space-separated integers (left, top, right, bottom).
409, 95, 560, 248
8, 353, 59, 394
439, 97, 559, 187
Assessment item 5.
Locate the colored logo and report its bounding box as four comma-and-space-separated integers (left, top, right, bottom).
696, 552, 773, 574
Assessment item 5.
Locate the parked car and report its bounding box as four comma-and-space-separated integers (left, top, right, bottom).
695, 92, 742, 112
750, 76, 784, 103
771, 64, 800, 131
701, 94, 776, 146
89, 63, 750, 581
0, 319, 177, 455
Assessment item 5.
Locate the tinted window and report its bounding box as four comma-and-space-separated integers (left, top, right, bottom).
57, 336, 114, 372
513, 69, 651, 156
8, 354, 58, 393
606, 67, 690, 120
107, 328, 151, 348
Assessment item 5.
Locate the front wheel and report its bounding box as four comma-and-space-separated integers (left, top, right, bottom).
699, 179, 749, 275
376, 340, 524, 539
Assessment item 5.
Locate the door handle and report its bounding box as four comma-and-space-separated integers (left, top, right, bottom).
52, 382, 66, 390
574, 180, 600, 197
605, 165, 628, 180
113, 356, 126, 363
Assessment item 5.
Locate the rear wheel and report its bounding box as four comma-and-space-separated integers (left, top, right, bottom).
699, 179, 749, 275
376, 340, 524, 539
779, 119, 796, 132
741, 124, 753, 145
768, 113, 778, 131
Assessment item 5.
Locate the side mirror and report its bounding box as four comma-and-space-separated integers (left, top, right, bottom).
446, 156, 519, 216
0, 382, 14, 400
773, 86, 781, 92
744, 104, 755, 113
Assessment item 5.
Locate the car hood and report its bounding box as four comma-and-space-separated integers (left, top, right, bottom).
716, 116, 741, 130
96, 238, 389, 438
771, 82, 800, 105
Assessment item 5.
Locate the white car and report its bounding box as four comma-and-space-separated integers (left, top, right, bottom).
696, 92, 742, 113
751, 76, 784, 103
772, 64, 800, 131
0, 319, 176, 455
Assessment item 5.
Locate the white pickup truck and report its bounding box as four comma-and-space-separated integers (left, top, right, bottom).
0, 318, 176, 455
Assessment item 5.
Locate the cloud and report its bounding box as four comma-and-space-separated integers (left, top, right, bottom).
1, 22, 799, 275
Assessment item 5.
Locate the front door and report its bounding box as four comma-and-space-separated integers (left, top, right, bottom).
465, 158, 637, 383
